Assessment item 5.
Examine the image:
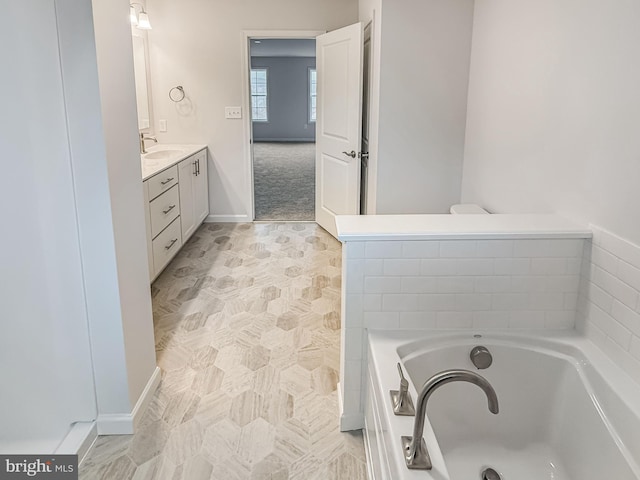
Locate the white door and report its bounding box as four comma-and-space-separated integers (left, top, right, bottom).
315, 23, 364, 238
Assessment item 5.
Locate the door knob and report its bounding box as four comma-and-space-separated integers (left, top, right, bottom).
342, 150, 357, 158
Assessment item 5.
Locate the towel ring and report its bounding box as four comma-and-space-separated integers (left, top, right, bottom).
169, 86, 185, 102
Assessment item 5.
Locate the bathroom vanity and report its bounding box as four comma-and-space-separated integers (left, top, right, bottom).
141, 144, 209, 282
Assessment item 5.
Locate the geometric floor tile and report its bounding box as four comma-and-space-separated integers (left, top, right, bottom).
79, 222, 366, 479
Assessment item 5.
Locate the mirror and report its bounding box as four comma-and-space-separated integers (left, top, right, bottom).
132, 34, 151, 130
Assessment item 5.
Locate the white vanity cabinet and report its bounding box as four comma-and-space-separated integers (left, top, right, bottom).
141, 145, 209, 283
178, 149, 209, 240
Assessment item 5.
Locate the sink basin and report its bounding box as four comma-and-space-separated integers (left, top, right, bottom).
144, 149, 184, 160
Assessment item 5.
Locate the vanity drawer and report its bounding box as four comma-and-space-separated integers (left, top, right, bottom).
149, 184, 180, 238
148, 165, 178, 200
152, 217, 182, 275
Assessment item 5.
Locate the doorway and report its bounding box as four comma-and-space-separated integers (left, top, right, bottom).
249, 38, 317, 221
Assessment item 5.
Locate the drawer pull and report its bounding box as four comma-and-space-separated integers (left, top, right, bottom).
161, 177, 175, 185
162, 204, 176, 215
165, 238, 178, 250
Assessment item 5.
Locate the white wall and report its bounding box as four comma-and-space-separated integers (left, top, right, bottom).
375, 0, 474, 214
146, 0, 359, 222
462, 0, 640, 247
0, 1, 97, 453
91, 0, 158, 413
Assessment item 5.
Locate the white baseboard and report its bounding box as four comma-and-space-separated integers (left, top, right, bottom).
97, 366, 161, 435
205, 214, 251, 223
340, 412, 365, 431
56, 421, 97, 460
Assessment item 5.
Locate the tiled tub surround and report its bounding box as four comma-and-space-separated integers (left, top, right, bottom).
579, 225, 640, 386
336, 214, 592, 430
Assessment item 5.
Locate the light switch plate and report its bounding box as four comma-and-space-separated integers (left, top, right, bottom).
159, 119, 167, 132
225, 106, 242, 119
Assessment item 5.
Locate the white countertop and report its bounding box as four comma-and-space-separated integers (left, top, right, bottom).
140, 144, 207, 181
335, 214, 592, 241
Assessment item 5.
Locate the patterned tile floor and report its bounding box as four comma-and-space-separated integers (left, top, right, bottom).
79, 223, 367, 480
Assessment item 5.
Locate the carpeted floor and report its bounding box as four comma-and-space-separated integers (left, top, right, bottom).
253, 142, 315, 221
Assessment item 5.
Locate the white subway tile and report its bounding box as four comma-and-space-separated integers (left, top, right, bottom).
419, 294, 456, 311
365, 241, 402, 259
365, 259, 383, 275
382, 294, 418, 312
455, 293, 492, 311
513, 239, 551, 257
475, 276, 512, 293
599, 229, 640, 270
439, 241, 477, 258
476, 240, 514, 258
492, 293, 530, 311
588, 282, 614, 313
494, 258, 531, 275
347, 242, 365, 259
401, 277, 438, 294
472, 311, 510, 329
456, 258, 494, 275
617, 261, 640, 292
363, 312, 399, 329
508, 311, 545, 328
600, 338, 640, 386
592, 266, 639, 308
364, 277, 402, 294
363, 294, 382, 312
546, 276, 580, 293
564, 293, 579, 311
511, 276, 547, 293
436, 312, 473, 328
346, 259, 365, 293
590, 225, 605, 247
402, 241, 439, 258
437, 276, 475, 293
531, 258, 567, 275
344, 329, 364, 360
384, 259, 420, 276
586, 302, 622, 342
584, 320, 607, 348
611, 300, 640, 337
591, 245, 619, 274
399, 312, 437, 329
630, 336, 640, 362
546, 239, 584, 258
545, 311, 575, 329
567, 258, 583, 275
529, 293, 565, 311
421, 258, 457, 276
344, 294, 363, 327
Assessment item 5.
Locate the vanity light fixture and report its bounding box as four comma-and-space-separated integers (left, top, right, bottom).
130, 3, 152, 30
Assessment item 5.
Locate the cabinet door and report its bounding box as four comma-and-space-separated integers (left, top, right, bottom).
142, 180, 154, 282
194, 150, 209, 224
178, 156, 196, 240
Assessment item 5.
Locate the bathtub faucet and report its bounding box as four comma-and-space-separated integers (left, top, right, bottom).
402, 369, 499, 470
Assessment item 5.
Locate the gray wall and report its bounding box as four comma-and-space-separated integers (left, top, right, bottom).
251, 56, 316, 142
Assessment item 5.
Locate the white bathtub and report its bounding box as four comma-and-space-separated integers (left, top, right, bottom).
364, 331, 640, 480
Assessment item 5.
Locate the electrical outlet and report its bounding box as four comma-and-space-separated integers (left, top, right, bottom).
159, 119, 167, 132
225, 106, 242, 119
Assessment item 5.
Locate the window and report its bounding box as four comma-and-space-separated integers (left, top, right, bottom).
309, 68, 317, 122
250, 68, 268, 121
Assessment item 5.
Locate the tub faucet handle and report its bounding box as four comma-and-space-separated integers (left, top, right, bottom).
390, 362, 415, 416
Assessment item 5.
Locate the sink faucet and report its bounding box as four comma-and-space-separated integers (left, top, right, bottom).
402, 369, 499, 470
140, 132, 157, 154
